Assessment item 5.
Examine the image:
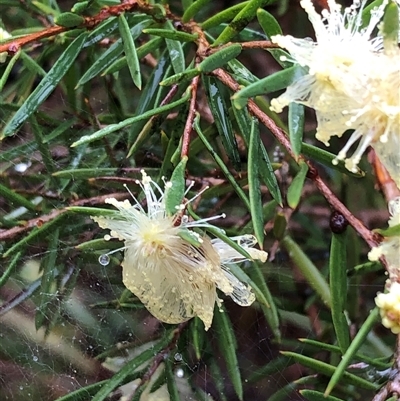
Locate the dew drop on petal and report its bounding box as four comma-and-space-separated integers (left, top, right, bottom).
98, 254, 110, 266
175, 368, 184, 378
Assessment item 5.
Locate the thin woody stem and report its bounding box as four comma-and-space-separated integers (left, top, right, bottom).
181, 76, 200, 158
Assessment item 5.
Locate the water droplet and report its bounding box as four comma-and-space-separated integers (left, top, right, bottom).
32, 356, 38, 362
174, 353, 182, 362
14, 161, 31, 173
98, 254, 110, 266
175, 368, 184, 378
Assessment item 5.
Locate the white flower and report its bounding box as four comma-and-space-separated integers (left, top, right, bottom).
368, 197, 400, 275
92, 170, 267, 330
270, 0, 400, 174
375, 282, 400, 334
0, 27, 11, 63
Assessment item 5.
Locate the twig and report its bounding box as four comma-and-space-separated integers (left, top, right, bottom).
181, 76, 199, 158
0, 192, 128, 242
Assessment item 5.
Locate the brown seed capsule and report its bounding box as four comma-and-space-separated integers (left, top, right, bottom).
330, 211, 348, 234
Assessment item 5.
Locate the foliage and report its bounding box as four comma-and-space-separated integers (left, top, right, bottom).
0, 1, 397, 400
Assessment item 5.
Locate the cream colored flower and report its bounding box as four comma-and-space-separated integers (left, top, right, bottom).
0, 27, 11, 63
270, 0, 400, 174
92, 171, 267, 330
375, 282, 400, 334
368, 197, 400, 274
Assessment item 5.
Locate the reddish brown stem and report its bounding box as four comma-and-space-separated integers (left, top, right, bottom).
181, 76, 199, 158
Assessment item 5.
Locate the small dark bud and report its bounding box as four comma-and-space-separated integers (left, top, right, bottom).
330, 211, 349, 234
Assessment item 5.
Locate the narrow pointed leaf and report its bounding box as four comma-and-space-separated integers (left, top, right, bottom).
214, 306, 243, 400
118, 13, 142, 89
0, 183, 36, 211
281, 351, 378, 390
281, 235, 331, 308
287, 161, 308, 209
143, 28, 198, 42
301, 143, 365, 177
203, 76, 241, 170
288, 103, 304, 158
232, 65, 305, 110
182, 0, 213, 22
201, 2, 249, 29
198, 44, 242, 73
325, 308, 380, 395
3, 33, 87, 136
213, 0, 275, 45
164, 156, 188, 216
71, 89, 190, 147
329, 231, 350, 353
248, 118, 264, 247
77, 17, 150, 86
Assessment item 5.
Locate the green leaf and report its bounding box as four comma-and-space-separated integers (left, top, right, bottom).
281, 351, 378, 390
376, 223, 400, 237
0, 48, 21, 92
232, 65, 305, 109
193, 114, 250, 210
213, 0, 275, 45
383, 0, 399, 53
35, 229, 60, 330
190, 317, 206, 360
165, 357, 180, 401
55, 12, 85, 27
203, 76, 241, 170
3, 33, 87, 137
232, 64, 304, 109
329, 231, 350, 353
165, 39, 185, 75
66, 206, 119, 217
0, 252, 22, 288
118, 13, 142, 89
3, 214, 67, 258
77, 17, 150, 86
103, 37, 163, 75
288, 103, 304, 158
0, 183, 36, 211
143, 28, 198, 42
301, 142, 365, 177
256, 8, 291, 68
325, 308, 380, 396
164, 156, 188, 216
201, 2, 249, 29
182, 0, 213, 22
71, 89, 190, 146
160, 67, 199, 86
287, 160, 308, 209
91, 336, 171, 401
214, 306, 243, 400
300, 390, 345, 401
248, 118, 264, 247
299, 338, 390, 369
281, 235, 331, 308
248, 263, 281, 341
232, 105, 282, 205
53, 381, 108, 401
198, 44, 242, 73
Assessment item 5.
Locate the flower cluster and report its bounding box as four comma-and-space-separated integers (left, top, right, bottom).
375, 282, 400, 334
270, 0, 400, 181
92, 171, 268, 330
